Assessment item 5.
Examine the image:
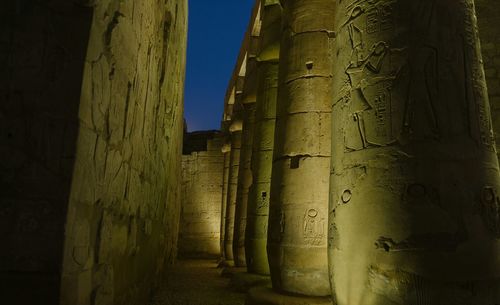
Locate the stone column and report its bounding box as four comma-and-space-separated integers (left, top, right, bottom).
329, 1, 500, 304
224, 117, 243, 262
266, 0, 335, 300
476, 0, 500, 162
220, 141, 232, 261
233, 30, 261, 267
246, 0, 282, 276
234, 102, 257, 267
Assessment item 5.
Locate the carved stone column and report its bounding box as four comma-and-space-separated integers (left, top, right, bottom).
234, 101, 257, 267
266, 0, 335, 299
224, 117, 243, 262
233, 25, 261, 267
329, 1, 500, 304
246, 0, 282, 276
476, 0, 500, 162
219, 141, 232, 262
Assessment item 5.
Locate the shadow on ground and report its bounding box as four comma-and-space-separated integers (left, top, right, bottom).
151, 260, 245, 305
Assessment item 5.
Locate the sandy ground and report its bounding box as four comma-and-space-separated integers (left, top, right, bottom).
150, 260, 246, 305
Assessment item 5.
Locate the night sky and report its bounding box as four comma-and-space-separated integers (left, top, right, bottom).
184, 0, 256, 132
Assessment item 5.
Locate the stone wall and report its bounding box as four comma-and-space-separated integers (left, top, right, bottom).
60, 0, 188, 304
477, 0, 500, 158
179, 133, 224, 258
0, 0, 188, 304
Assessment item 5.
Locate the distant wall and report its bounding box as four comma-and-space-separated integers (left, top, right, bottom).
477, 0, 500, 157
0, 0, 188, 304
179, 133, 224, 258
183, 130, 223, 155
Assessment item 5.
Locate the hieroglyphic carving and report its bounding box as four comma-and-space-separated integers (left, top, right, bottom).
303, 209, 326, 246
341, 190, 352, 203
343, 42, 403, 149
402, 46, 440, 139
462, 0, 495, 147
366, 3, 394, 34
341, 1, 402, 151
480, 186, 500, 237
257, 190, 269, 210
331, 0, 500, 302
338, 0, 494, 152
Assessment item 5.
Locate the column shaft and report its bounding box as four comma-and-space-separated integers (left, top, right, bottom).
220, 149, 231, 259
234, 103, 257, 267
476, 0, 500, 162
268, 0, 335, 296
246, 1, 282, 276
225, 128, 243, 261
330, 1, 500, 304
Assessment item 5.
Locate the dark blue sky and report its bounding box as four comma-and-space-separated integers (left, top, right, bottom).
184, 0, 255, 132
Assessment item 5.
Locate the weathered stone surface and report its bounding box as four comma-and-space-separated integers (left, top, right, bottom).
330, 1, 500, 304
1, 1, 187, 304
225, 118, 244, 261
246, 1, 282, 276
267, 0, 334, 297
58, 1, 188, 305
234, 102, 257, 267
179, 133, 224, 258
220, 143, 232, 260
477, 0, 500, 162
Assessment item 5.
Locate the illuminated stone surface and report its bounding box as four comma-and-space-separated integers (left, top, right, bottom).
4, 0, 500, 304
267, 0, 335, 297
330, 0, 500, 304
234, 15, 262, 268
179, 133, 224, 258
220, 143, 232, 260
477, 0, 500, 162
246, 0, 281, 276
225, 118, 244, 261
1, 0, 187, 304
234, 102, 256, 267
59, 1, 188, 304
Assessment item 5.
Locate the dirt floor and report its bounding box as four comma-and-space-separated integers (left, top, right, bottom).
151, 260, 246, 305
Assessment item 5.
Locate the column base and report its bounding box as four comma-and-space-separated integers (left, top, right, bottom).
246, 286, 332, 305
229, 272, 271, 292
220, 265, 246, 278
